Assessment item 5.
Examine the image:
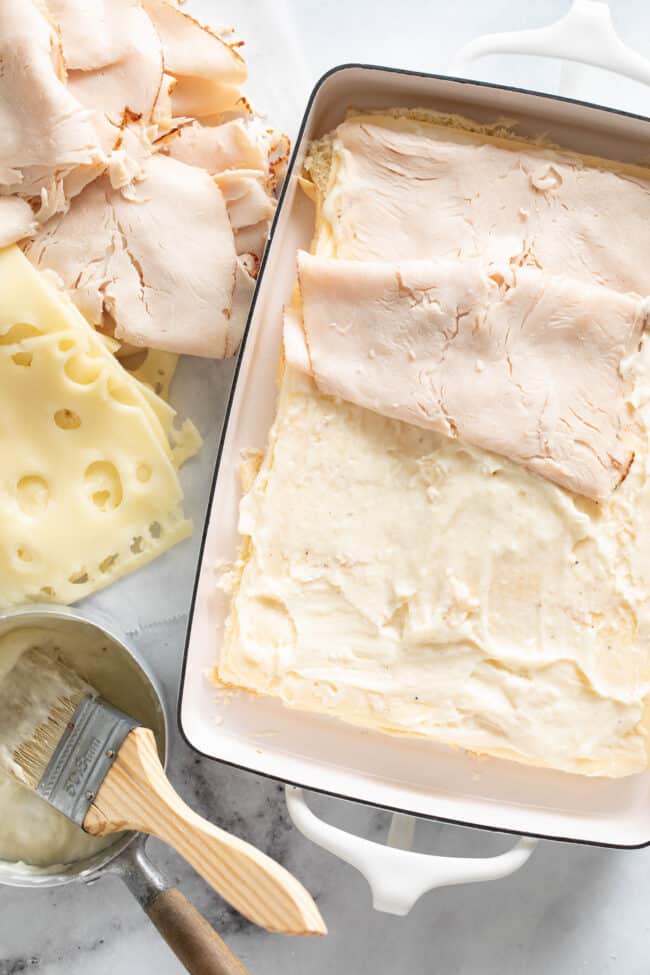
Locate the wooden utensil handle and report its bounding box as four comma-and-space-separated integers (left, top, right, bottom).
85, 728, 326, 937
147, 888, 249, 975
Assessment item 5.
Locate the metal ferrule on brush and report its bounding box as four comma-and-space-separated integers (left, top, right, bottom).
36, 695, 136, 828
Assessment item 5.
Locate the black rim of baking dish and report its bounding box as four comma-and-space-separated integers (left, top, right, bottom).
178, 61, 650, 851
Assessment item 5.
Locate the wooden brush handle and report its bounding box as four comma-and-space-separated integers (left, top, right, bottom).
146, 888, 249, 975
84, 727, 326, 937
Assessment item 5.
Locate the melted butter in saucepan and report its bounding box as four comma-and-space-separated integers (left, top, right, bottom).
0, 624, 164, 870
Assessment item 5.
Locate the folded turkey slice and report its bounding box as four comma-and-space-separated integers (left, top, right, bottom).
143, 0, 245, 118
164, 120, 267, 173
0, 200, 37, 248
45, 0, 165, 152
286, 252, 648, 500
162, 124, 276, 320
165, 122, 277, 265
26, 154, 238, 357
0, 0, 104, 213
142, 0, 246, 84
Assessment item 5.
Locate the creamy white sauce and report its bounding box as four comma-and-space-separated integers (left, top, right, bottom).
218, 113, 650, 778
220, 359, 650, 778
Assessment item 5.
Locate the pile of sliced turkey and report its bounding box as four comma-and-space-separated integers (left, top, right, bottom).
0, 0, 288, 357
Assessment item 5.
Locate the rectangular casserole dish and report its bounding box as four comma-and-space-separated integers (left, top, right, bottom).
180, 63, 650, 849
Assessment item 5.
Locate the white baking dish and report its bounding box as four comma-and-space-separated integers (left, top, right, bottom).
181, 13, 650, 911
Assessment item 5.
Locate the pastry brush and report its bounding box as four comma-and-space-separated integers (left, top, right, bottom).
0, 647, 325, 937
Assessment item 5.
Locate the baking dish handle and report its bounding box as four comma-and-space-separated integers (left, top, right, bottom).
450, 0, 650, 99
286, 787, 537, 916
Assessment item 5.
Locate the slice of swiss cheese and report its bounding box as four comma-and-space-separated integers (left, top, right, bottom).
0, 245, 196, 607
122, 347, 178, 401
1, 250, 201, 470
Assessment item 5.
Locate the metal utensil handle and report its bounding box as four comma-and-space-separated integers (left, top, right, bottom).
110, 837, 249, 975
286, 787, 536, 916
450, 0, 650, 99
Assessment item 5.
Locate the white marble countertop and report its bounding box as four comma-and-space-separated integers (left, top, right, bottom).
4, 2, 650, 973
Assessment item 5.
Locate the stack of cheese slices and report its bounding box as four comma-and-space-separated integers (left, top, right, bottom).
0, 245, 201, 607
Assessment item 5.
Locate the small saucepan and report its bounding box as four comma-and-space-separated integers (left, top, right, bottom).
0, 604, 248, 975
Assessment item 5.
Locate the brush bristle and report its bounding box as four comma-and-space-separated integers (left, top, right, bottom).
11, 695, 82, 790
0, 647, 94, 790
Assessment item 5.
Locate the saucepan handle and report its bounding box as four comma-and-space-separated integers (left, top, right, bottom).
286, 786, 537, 916
108, 836, 249, 975
145, 889, 249, 975
449, 0, 650, 99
